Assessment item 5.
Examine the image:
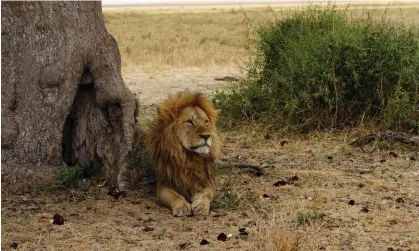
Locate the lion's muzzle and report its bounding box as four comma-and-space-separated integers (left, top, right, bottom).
190, 136, 212, 154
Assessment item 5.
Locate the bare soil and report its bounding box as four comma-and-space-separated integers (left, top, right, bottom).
125, 67, 237, 105
2, 68, 419, 251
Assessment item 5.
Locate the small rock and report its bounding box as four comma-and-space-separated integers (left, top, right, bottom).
239, 227, 249, 238
239, 232, 249, 238
10, 243, 18, 249
217, 233, 227, 242
348, 200, 355, 206
273, 175, 301, 187
395, 198, 404, 203
143, 227, 154, 232
280, 140, 288, 146
52, 213, 64, 225
200, 239, 210, 245
360, 207, 370, 213
274, 180, 287, 186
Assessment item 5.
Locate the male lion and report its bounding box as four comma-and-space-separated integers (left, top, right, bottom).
146, 91, 220, 216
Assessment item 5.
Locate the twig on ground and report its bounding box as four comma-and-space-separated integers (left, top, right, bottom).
214, 76, 240, 82
216, 160, 266, 176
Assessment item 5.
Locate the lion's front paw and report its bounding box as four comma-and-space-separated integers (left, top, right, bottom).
172, 200, 192, 217
192, 199, 210, 216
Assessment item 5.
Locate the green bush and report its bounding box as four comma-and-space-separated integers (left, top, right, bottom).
214, 5, 419, 132
56, 164, 86, 188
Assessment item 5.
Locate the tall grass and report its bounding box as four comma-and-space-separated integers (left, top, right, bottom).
103, 4, 419, 72
214, 4, 419, 132
103, 10, 253, 70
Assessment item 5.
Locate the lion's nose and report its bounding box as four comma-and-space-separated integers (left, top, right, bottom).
199, 134, 211, 141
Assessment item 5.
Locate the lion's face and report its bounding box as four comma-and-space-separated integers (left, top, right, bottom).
175, 106, 215, 154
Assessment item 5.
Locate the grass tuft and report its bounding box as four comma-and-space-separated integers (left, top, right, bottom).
56, 164, 87, 189
296, 211, 327, 226
217, 186, 239, 208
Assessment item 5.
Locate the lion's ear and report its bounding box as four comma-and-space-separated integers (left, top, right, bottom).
157, 106, 176, 122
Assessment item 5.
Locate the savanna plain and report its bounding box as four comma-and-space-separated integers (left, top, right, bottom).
2, 3, 419, 251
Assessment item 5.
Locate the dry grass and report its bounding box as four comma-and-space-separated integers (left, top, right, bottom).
103, 3, 419, 72
218, 129, 419, 250
103, 9, 252, 71
3, 130, 418, 250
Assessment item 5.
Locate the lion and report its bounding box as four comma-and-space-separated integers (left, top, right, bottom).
145, 90, 221, 216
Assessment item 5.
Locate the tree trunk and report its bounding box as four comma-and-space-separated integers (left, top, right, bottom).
1, 1, 136, 194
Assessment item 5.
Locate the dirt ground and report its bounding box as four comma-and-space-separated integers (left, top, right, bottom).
124, 67, 237, 105
2, 67, 419, 251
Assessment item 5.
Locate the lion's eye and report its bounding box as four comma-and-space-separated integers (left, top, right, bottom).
205, 120, 209, 124
186, 120, 194, 126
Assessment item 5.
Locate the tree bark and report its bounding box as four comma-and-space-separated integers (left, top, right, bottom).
1, 1, 136, 193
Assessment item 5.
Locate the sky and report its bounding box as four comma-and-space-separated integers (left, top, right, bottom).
101, 0, 305, 5
101, 0, 415, 6
101, 0, 296, 5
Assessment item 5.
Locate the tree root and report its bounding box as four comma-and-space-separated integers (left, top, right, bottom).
350, 130, 419, 149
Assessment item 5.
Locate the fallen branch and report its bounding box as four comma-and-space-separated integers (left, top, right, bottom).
214, 76, 240, 82
216, 160, 266, 175
350, 130, 419, 148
